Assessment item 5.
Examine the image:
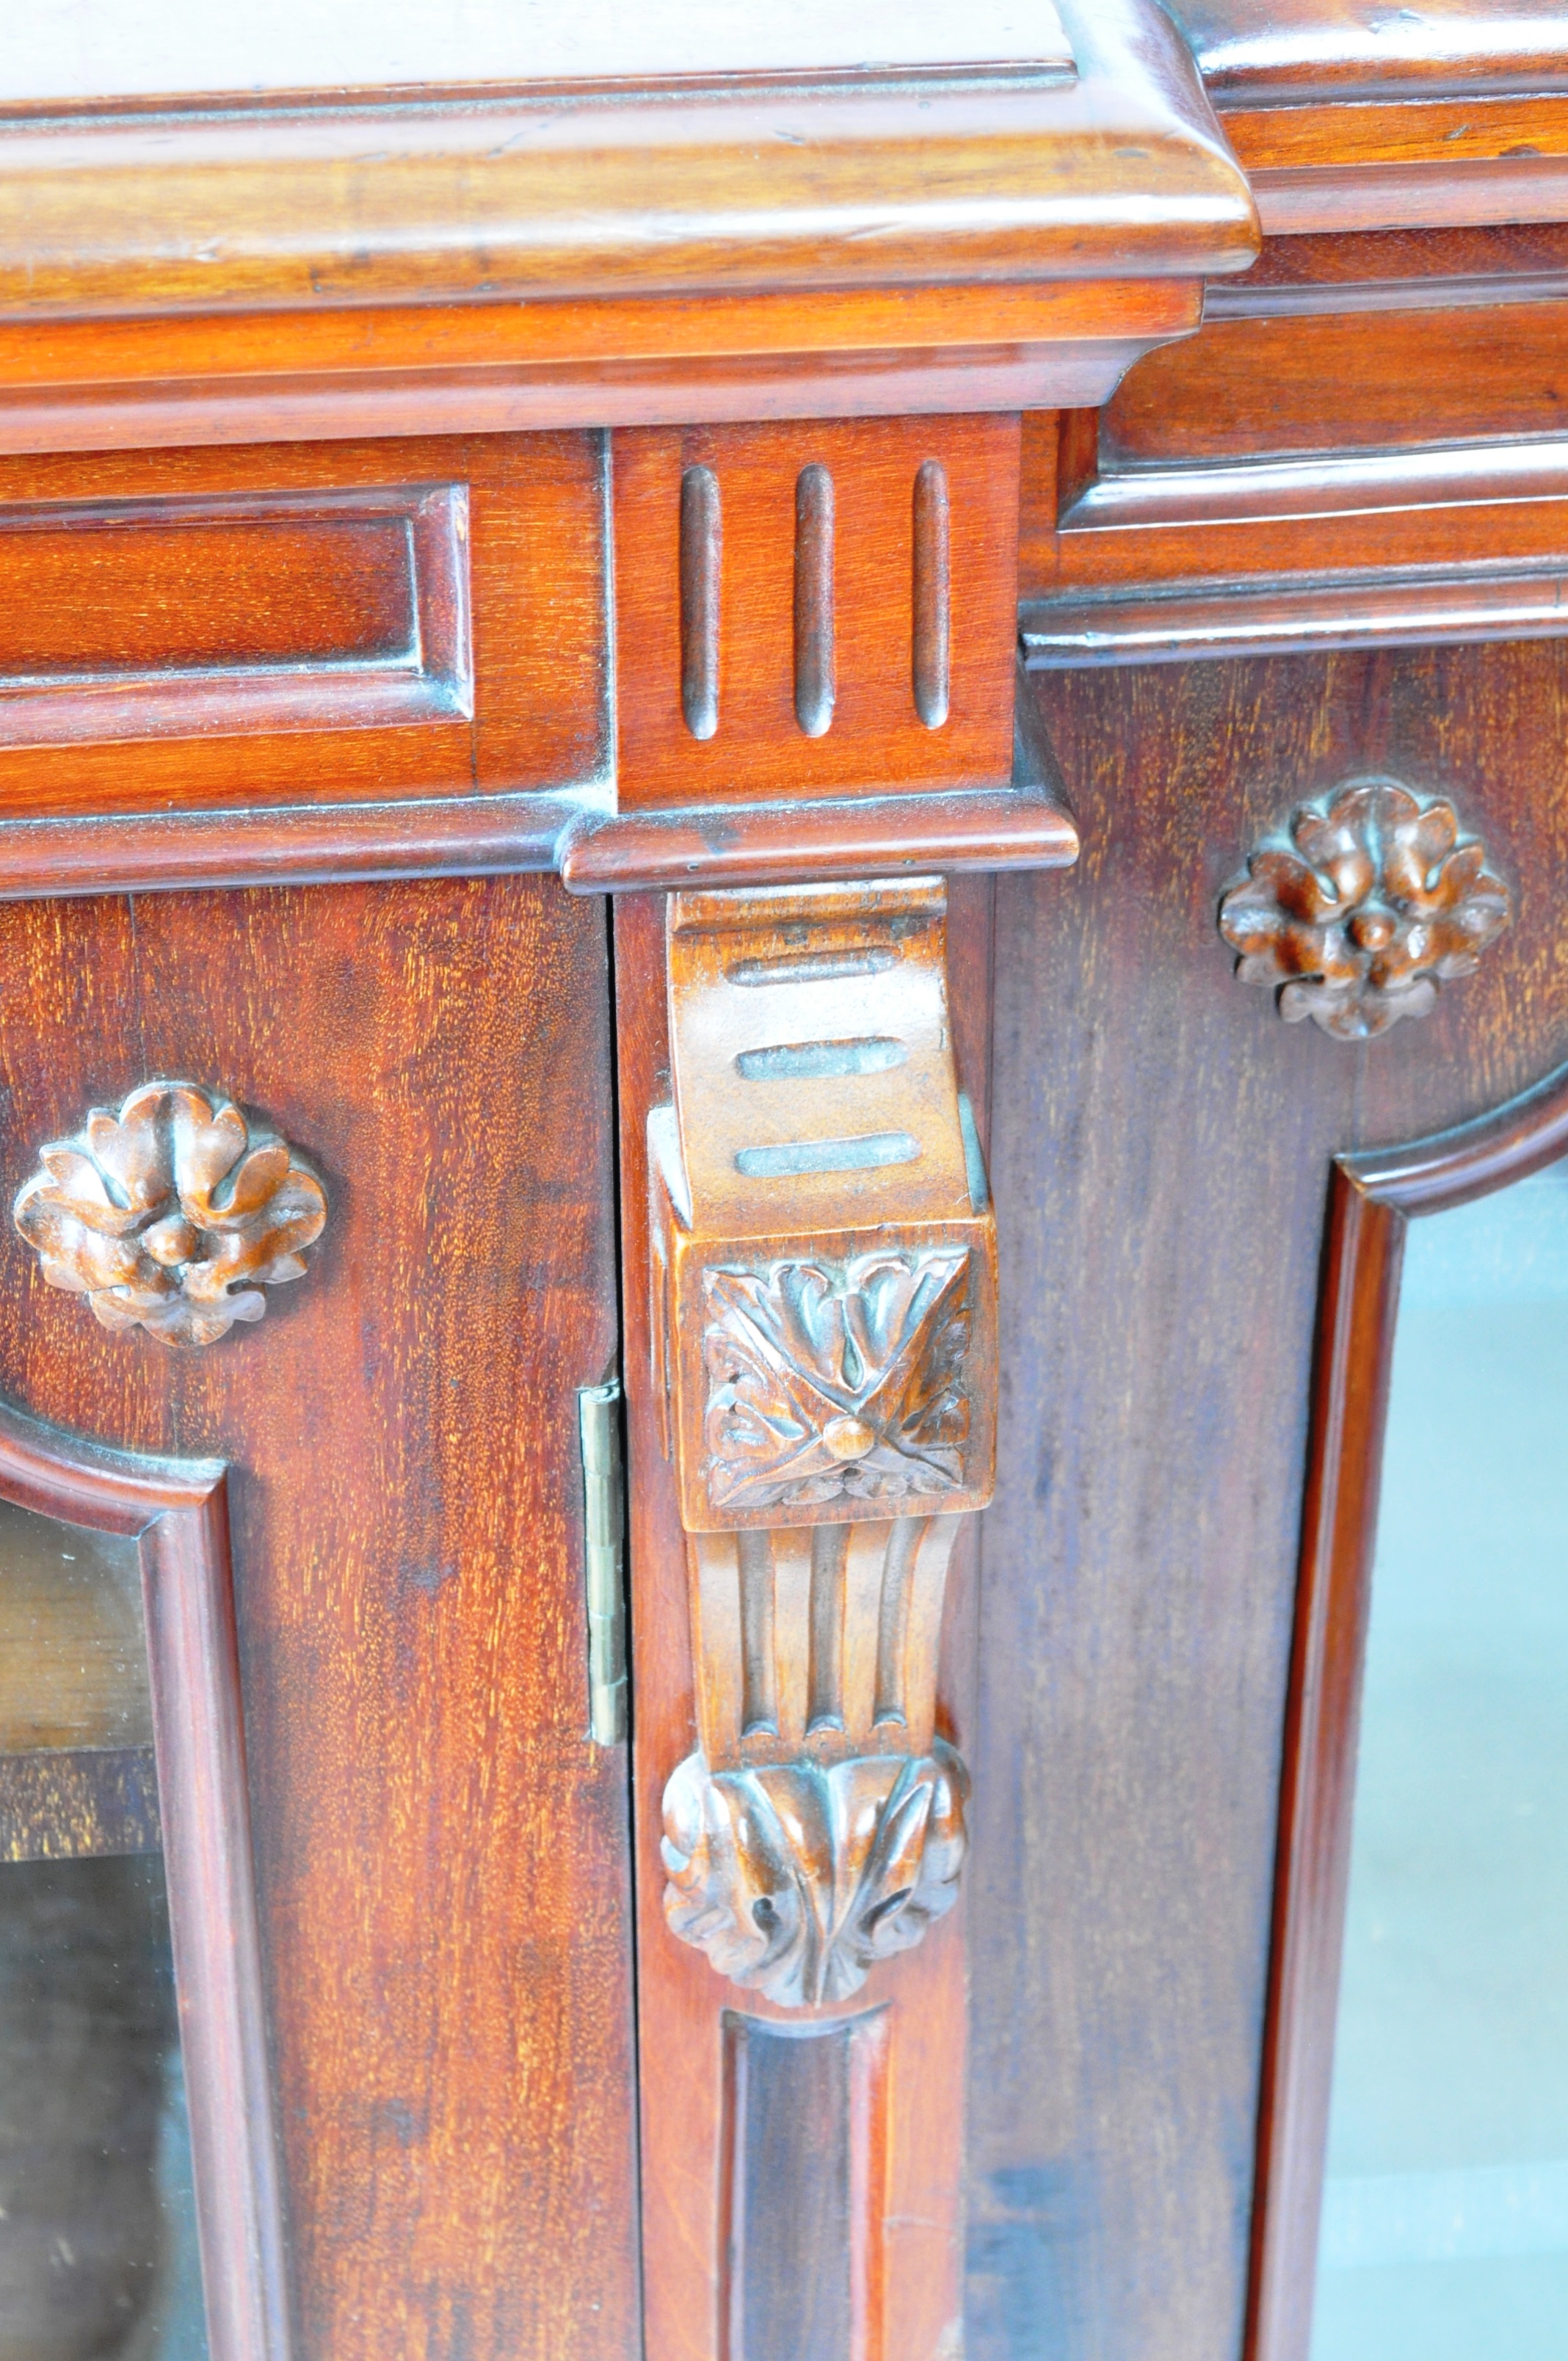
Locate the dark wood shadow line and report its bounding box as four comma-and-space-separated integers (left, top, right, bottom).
1244, 1054, 1568, 2361
0, 1396, 292, 2361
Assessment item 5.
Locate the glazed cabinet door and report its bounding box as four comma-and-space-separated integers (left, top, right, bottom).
0, 877, 639, 2361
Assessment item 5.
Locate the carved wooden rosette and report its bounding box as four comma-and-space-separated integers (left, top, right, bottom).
650, 878, 996, 2008
1219, 776, 1511, 1039
13, 1080, 327, 1346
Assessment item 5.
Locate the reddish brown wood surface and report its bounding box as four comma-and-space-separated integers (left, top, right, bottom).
616, 885, 990, 2361
0, 278, 1202, 460
0, 507, 407, 673
1249, 155, 1568, 235
1224, 90, 1568, 172
1177, 0, 1568, 98
561, 784, 1077, 894
1021, 391, 1568, 660
971, 644, 1568, 2357
1097, 297, 1568, 468
0, 435, 605, 820
0, 790, 576, 908
613, 416, 1020, 811
0, 877, 638, 2361
0, 0, 1255, 321
1207, 222, 1568, 307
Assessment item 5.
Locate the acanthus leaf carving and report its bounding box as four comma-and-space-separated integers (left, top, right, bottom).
15, 1081, 327, 1346
1218, 777, 1511, 1040
702, 1247, 973, 1512
660, 1739, 968, 2008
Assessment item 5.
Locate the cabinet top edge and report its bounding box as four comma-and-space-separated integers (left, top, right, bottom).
0, 0, 1259, 322
1175, 0, 1568, 107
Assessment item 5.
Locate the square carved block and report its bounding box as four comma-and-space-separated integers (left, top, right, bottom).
647, 878, 998, 1533
611, 413, 1020, 810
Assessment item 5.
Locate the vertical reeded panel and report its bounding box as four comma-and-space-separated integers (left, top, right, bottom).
680, 463, 722, 741
807, 1524, 849, 1735
872, 1517, 919, 1729
738, 1529, 778, 1738
793, 464, 835, 738
912, 460, 950, 730
722, 2010, 889, 2361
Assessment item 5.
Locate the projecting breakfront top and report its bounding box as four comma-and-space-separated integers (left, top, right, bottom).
0, 8, 1567, 2361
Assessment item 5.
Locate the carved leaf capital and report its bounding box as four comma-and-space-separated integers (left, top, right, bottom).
1218, 777, 1511, 1040
14, 1081, 327, 1346
661, 1740, 968, 2008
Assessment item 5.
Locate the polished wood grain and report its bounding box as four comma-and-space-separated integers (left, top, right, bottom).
0, 278, 1205, 460
0, 1399, 286, 2361
1098, 298, 1568, 468
562, 783, 1078, 895
1023, 408, 1568, 658
722, 2008, 891, 2361
1023, 567, 1568, 667
0, 433, 605, 822
613, 416, 1020, 810
1206, 222, 1568, 309
1249, 155, 1568, 235
1177, 0, 1568, 97
0, 485, 469, 747
1177, 0, 1568, 227
0, 0, 1255, 321
1244, 1056, 1568, 2361
0, 878, 638, 2361
971, 640, 1568, 2358
0, 788, 577, 907
1226, 90, 1568, 173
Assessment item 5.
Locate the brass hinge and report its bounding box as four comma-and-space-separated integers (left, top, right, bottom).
578, 1377, 628, 1745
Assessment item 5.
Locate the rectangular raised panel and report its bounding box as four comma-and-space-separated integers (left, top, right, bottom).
0, 485, 470, 747
0, 432, 606, 822
614, 414, 1020, 810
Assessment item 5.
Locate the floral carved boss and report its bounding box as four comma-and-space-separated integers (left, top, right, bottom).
15, 1081, 327, 1346
1219, 777, 1511, 1040
702, 1247, 973, 1514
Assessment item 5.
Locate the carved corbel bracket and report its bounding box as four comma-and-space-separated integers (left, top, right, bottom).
650, 877, 996, 2006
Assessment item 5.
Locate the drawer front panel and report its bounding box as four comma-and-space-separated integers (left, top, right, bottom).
0, 485, 469, 745
0, 435, 606, 819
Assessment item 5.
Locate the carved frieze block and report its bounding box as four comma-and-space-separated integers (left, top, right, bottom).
14, 1081, 326, 1346
660, 1208, 995, 1533
1219, 776, 1511, 1040
700, 1245, 978, 1517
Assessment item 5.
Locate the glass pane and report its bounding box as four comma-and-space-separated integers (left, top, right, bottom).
0, 1499, 209, 2361
1312, 1160, 1568, 2361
